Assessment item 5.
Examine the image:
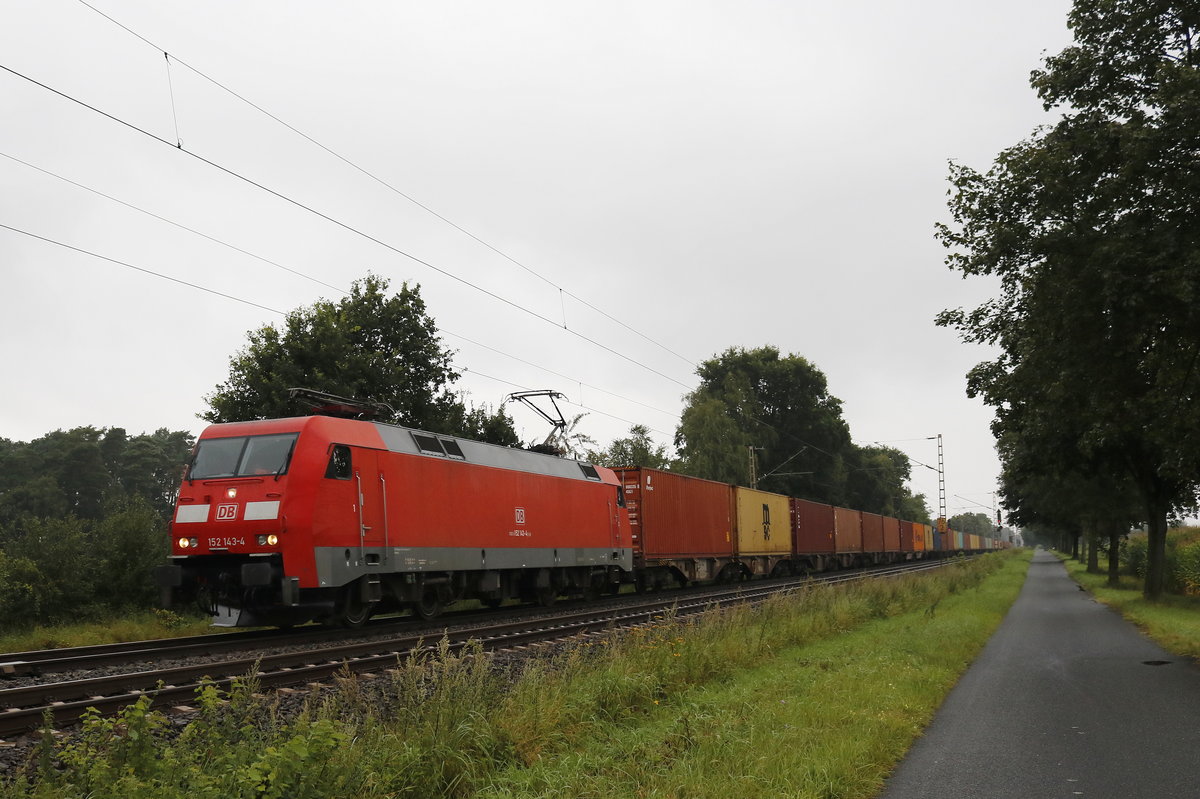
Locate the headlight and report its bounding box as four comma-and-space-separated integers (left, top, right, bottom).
226, 487, 238, 499
178, 537, 190, 548
267, 534, 279, 546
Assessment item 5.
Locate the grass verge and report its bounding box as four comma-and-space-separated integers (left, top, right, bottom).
1060, 557, 1200, 661
3, 553, 1030, 799
0, 609, 217, 654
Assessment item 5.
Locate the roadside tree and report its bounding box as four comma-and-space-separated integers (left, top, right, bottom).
936, 0, 1200, 598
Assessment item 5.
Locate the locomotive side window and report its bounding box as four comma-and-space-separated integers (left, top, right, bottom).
439, 438, 465, 459
412, 432, 446, 456
325, 445, 352, 479
411, 432, 468, 460
579, 464, 601, 481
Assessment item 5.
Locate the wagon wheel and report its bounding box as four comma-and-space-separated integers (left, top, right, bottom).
412, 587, 444, 620
482, 596, 504, 609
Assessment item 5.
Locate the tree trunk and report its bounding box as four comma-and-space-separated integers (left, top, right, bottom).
1085, 519, 1100, 573
1144, 504, 1169, 600
1106, 519, 1122, 587
1072, 530, 1081, 561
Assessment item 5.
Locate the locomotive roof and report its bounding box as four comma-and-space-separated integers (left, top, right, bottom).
199, 415, 612, 485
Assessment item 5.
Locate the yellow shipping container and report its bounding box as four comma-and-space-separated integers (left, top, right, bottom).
733, 487, 792, 556
924, 524, 935, 551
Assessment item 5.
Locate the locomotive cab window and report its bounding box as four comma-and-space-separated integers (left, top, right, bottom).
188, 433, 298, 480
325, 445, 352, 480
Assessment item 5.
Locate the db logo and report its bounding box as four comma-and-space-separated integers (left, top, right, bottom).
514, 507, 526, 525
216, 504, 238, 521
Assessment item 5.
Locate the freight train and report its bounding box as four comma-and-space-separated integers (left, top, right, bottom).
154, 415, 1005, 627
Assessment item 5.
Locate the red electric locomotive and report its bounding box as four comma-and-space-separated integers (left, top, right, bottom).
155, 415, 633, 627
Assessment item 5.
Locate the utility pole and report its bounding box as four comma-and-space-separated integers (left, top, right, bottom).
937, 433, 947, 533
748, 445, 763, 489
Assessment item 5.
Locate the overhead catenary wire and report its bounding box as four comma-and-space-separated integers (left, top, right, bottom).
464, 368, 674, 438
74, 0, 700, 372
0, 222, 287, 316
3, 212, 677, 441
0, 61, 694, 391
0, 148, 683, 425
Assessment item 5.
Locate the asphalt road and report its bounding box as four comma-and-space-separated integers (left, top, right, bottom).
880, 549, 1200, 799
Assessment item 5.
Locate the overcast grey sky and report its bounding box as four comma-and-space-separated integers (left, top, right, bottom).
1, 0, 1075, 520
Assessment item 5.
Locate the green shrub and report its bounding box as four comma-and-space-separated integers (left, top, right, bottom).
1119, 528, 1200, 596
1123, 535, 1148, 577
0, 550, 43, 628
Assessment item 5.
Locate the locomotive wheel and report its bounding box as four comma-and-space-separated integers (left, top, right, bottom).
413, 588, 444, 620
535, 585, 557, 607
482, 596, 504, 609
338, 588, 373, 629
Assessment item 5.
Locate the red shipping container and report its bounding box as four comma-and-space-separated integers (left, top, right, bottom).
614, 467, 734, 561
883, 516, 901, 552
862, 512, 885, 554
791, 498, 835, 554
833, 506, 862, 553
899, 520, 914, 552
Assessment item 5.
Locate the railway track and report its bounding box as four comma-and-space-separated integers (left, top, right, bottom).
0, 557, 960, 738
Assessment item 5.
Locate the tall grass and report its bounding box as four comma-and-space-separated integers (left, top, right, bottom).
3, 553, 1027, 798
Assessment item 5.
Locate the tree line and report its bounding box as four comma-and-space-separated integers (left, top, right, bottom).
1, 277, 937, 628
937, 0, 1199, 598
0, 428, 192, 626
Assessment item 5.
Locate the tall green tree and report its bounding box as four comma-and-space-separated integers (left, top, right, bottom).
844, 444, 930, 522
588, 424, 671, 469
947, 512, 995, 537
202, 275, 518, 445
675, 346, 851, 501
936, 1, 1200, 598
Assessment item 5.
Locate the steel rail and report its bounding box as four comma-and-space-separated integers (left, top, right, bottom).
0, 557, 968, 737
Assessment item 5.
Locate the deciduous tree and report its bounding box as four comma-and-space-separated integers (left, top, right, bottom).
588, 424, 671, 470
203, 275, 518, 445
936, 0, 1200, 598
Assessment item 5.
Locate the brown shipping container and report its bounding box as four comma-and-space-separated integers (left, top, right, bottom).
792, 498, 835, 554
862, 512, 885, 554
734, 487, 792, 556
899, 520, 914, 552
615, 468, 734, 560
883, 516, 901, 551
833, 506, 862, 553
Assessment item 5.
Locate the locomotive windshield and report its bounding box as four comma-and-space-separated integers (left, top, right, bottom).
188, 433, 298, 479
